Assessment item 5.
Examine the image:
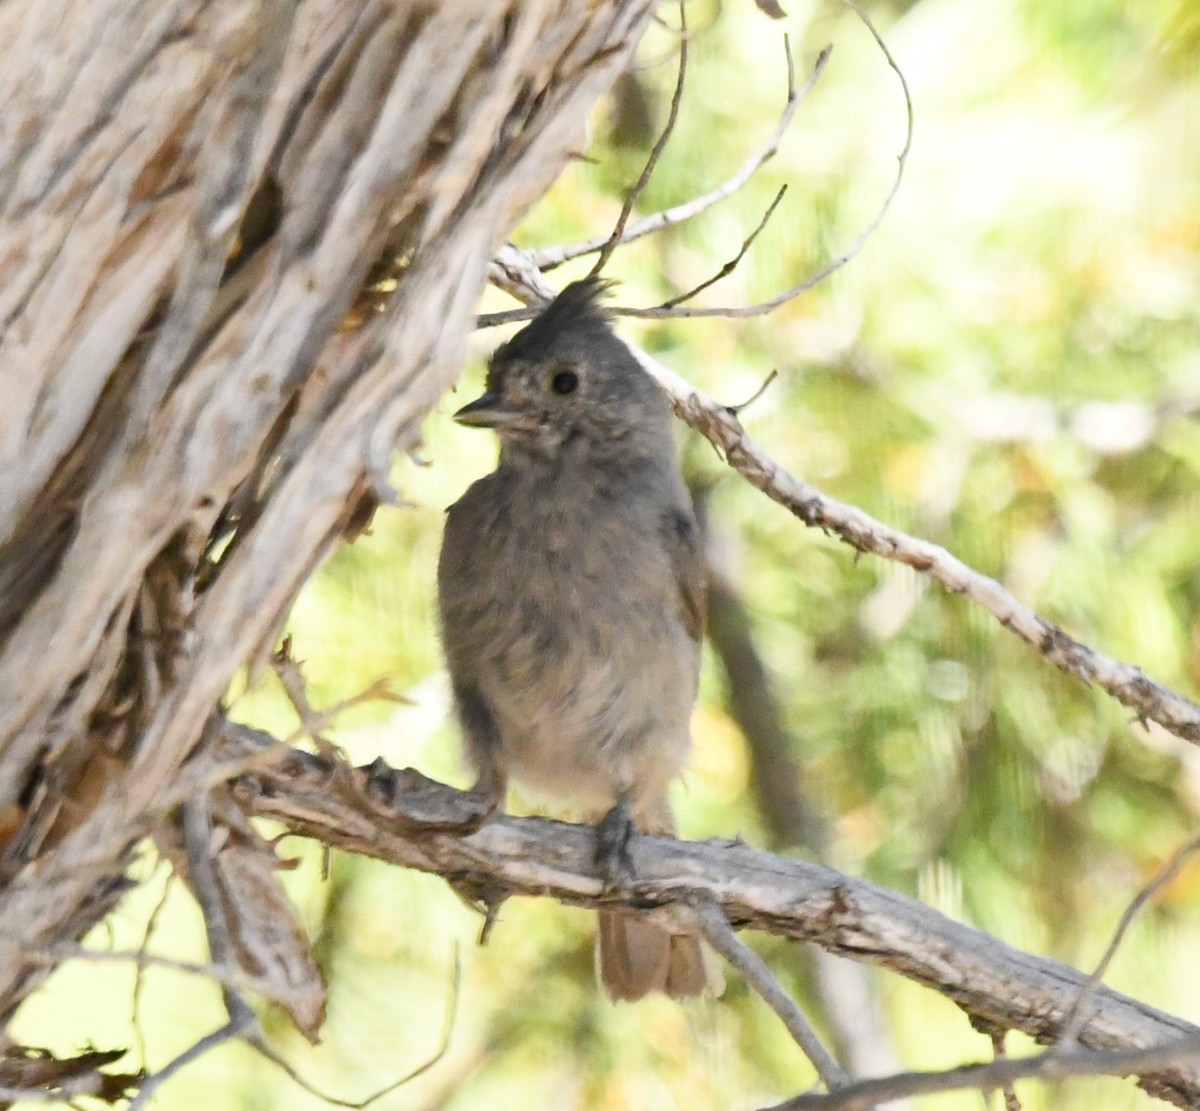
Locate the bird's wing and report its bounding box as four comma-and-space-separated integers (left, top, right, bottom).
662, 508, 707, 642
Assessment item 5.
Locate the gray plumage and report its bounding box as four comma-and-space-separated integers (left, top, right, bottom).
437, 278, 717, 1001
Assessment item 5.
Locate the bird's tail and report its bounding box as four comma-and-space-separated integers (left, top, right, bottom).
596, 911, 722, 1002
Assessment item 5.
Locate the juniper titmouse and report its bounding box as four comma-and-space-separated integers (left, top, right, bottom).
437, 278, 717, 1001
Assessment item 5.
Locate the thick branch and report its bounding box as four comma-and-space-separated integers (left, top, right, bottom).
221, 723, 1200, 1109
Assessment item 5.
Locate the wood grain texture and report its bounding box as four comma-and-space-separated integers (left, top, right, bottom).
0, 0, 653, 1024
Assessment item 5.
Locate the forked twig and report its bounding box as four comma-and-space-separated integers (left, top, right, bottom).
270, 637, 410, 756
611, 0, 913, 319
660, 184, 789, 308
530, 38, 827, 271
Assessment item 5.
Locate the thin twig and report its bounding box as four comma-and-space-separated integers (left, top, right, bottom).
660, 184, 788, 308
128, 796, 260, 1111
133, 868, 175, 1068
475, 306, 540, 329
30, 942, 247, 989
989, 1031, 1023, 1111
725, 368, 779, 416
764, 1032, 1200, 1111
127, 1019, 248, 1111
252, 945, 462, 1109
1058, 833, 1200, 1048
531, 38, 824, 270
606, 1, 913, 320
221, 945, 460, 1109
692, 898, 849, 1093
589, 0, 689, 277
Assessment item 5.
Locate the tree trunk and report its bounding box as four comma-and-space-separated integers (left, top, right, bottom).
0, 0, 652, 1025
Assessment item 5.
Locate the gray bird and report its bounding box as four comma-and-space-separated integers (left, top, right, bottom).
437, 278, 717, 1001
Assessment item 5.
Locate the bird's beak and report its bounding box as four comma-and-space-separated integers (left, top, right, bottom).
453, 392, 525, 429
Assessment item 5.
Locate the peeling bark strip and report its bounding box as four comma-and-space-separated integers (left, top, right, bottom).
223, 726, 1200, 1109
0, 0, 654, 1024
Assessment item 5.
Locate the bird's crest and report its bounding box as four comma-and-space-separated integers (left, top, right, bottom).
494, 277, 616, 364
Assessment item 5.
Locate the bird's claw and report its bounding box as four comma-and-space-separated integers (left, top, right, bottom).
594, 796, 637, 889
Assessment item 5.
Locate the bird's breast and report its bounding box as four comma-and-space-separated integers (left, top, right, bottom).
460, 478, 698, 808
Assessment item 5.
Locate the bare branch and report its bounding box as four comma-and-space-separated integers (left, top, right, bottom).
529, 39, 827, 271
767, 1033, 1200, 1111
1059, 833, 1200, 1048
692, 898, 850, 1093
605, 1, 914, 320
659, 184, 788, 309
634, 336, 1200, 745
589, 0, 690, 277
696, 483, 904, 1088
125, 797, 262, 1111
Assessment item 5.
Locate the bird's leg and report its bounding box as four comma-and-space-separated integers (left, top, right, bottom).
452, 679, 508, 818
468, 761, 508, 818
594, 791, 637, 888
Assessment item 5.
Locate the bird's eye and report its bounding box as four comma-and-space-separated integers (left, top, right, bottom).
550, 369, 579, 396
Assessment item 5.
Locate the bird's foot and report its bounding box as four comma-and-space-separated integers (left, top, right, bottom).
594, 794, 637, 889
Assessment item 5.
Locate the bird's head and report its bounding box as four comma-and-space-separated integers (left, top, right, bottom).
454, 278, 669, 461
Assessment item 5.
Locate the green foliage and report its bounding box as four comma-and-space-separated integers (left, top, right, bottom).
15, 2, 1200, 1108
